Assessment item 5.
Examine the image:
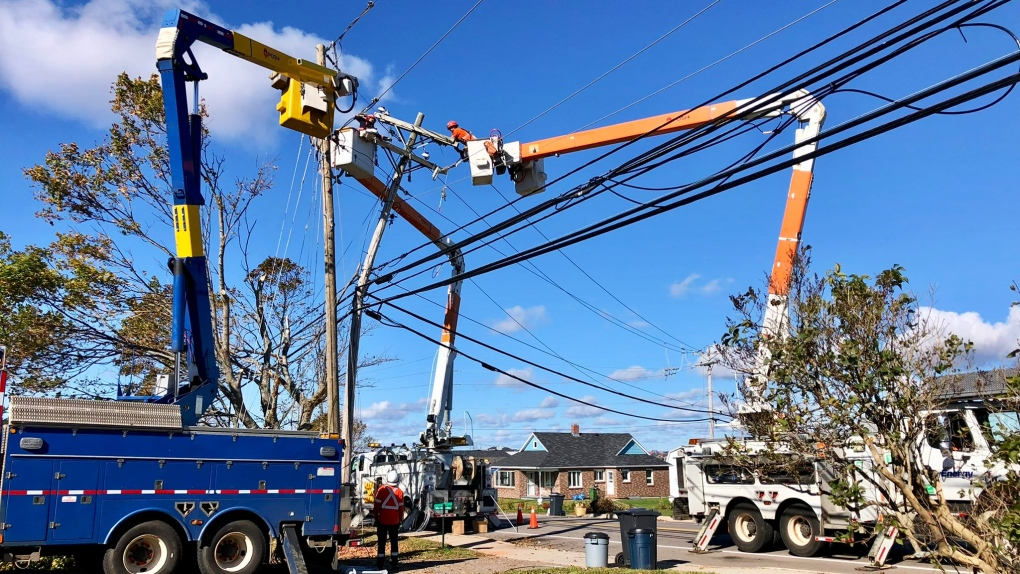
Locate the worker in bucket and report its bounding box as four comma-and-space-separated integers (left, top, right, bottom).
447, 120, 497, 159
375, 470, 405, 571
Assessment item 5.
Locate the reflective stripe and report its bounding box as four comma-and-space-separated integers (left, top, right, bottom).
379, 488, 401, 510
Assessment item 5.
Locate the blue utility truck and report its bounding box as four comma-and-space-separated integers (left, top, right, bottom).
0, 9, 359, 574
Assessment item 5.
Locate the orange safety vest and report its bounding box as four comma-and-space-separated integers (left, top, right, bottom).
374, 484, 404, 526
450, 127, 474, 143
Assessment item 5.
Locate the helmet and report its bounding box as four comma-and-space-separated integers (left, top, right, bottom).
446, 120, 459, 130
365, 114, 376, 123
386, 470, 399, 485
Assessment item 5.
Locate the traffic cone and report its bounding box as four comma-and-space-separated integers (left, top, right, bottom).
528, 506, 539, 529
516, 505, 523, 526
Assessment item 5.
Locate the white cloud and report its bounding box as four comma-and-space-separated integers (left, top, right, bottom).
538, 396, 559, 408
920, 305, 1020, 366
669, 274, 731, 298
628, 320, 650, 328
512, 408, 556, 422
492, 305, 548, 334
665, 388, 706, 402
669, 274, 700, 298
0, 0, 389, 146
701, 279, 723, 295
607, 365, 662, 382
357, 397, 426, 422
474, 413, 509, 427
593, 416, 623, 426
494, 367, 533, 391
565, 396, 602, 418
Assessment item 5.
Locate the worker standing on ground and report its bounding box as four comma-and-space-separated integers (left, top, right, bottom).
375, 470, 404, 571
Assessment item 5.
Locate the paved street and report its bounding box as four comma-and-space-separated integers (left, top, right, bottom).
483, 515, 946, 574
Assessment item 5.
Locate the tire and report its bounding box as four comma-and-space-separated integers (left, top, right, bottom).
103, 520, 182, 574
779, 506, 824, 557
197, 519, 265, 574
727, 503, 775, 553
614, 551, 626, 566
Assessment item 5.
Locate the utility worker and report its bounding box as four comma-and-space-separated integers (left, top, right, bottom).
447, 120, 498, 159
374, 470, 404, 571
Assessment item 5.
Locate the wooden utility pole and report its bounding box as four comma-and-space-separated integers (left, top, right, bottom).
706, 362, 715, 439
343, 112, 425, 481
317, 44, 341, 436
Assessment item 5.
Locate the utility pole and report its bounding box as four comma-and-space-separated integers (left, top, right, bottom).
343, 112, 425, 481
706, 362, 715, 439
317, 44, 341, 436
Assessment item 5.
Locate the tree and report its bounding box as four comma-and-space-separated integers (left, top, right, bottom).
9, 73, 388, 428
719, 249, 1020, 573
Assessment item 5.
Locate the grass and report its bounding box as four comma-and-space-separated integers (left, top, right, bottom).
499, 496, 672, 515
360, 534, 479, 562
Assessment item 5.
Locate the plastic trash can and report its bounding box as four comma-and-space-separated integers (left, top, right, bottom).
627, 528, 657, 570
614, 508, 660, 566
549, 493, 565, 516
584, 531, 609, 567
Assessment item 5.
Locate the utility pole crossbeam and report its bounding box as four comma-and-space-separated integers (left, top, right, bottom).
343, 113, 425, 482
318, 44, 341, 437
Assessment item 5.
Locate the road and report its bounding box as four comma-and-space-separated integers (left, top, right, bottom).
487, 516, 948, 574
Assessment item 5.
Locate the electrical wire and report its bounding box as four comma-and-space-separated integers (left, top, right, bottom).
358, 0, 486, 114
505, 0, 724, 137
368, 0, 1010, 298
367, 306, 722, 423
372, 297, 727, 417
368, 0, 921, 279
373, 52, 1020, 305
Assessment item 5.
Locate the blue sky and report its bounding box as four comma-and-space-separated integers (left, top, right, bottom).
2, 0, 1018, 453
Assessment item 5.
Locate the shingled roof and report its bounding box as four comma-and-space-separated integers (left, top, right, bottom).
496, 432, 667, 470
938, 368, 1018, 402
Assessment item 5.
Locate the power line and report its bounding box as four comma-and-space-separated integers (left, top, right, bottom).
358, 0, 485, 114
368, 0, 920, 280
367, 0, 1011, 301
506, 0, 724, 137
372, 299, 725, 417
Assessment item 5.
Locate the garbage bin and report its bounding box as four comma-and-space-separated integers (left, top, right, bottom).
584, 531, 609, 567
627, 528, 656, 570
549, 493, 565, 516
614, 508, 660, 567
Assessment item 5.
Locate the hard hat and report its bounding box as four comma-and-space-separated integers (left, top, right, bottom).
386, 469, 400, 485
446, 120, 459, 130
365, 114, 376, 123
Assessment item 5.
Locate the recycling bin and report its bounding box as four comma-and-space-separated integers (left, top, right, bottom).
627, 528, 657, 570
614, 508, 660, 567
549, 493, 565, 516
584, 531, 609, 567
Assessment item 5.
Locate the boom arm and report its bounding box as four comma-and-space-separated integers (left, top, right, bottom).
497, 91, 825, 399
349, 173, 467, 450
155, 9, 352, 424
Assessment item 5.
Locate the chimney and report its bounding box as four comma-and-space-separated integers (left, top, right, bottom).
571, 423, 580, 437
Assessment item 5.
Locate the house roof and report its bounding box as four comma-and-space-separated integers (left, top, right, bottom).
451, 447, 516, 464
496, 432, 667, 470
937, 368, 1018, 402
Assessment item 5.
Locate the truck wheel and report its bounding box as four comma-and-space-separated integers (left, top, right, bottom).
103, 520, 181, 574
727, 503, 774, 553
779, 506, 824, 557
198, 519, 265, 574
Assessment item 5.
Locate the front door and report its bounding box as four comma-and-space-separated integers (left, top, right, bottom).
606, 470, 615, 496
526, 472, 537, 497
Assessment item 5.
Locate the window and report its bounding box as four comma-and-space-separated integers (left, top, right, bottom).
496, 471, 515, 488
703, 464, 754, 485
645, 469, 654, 486
594, 470, 605, 482
568, 471, 583, 488
621, 469, 630, 483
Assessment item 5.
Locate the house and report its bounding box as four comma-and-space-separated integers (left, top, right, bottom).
493, 425, 669, 500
